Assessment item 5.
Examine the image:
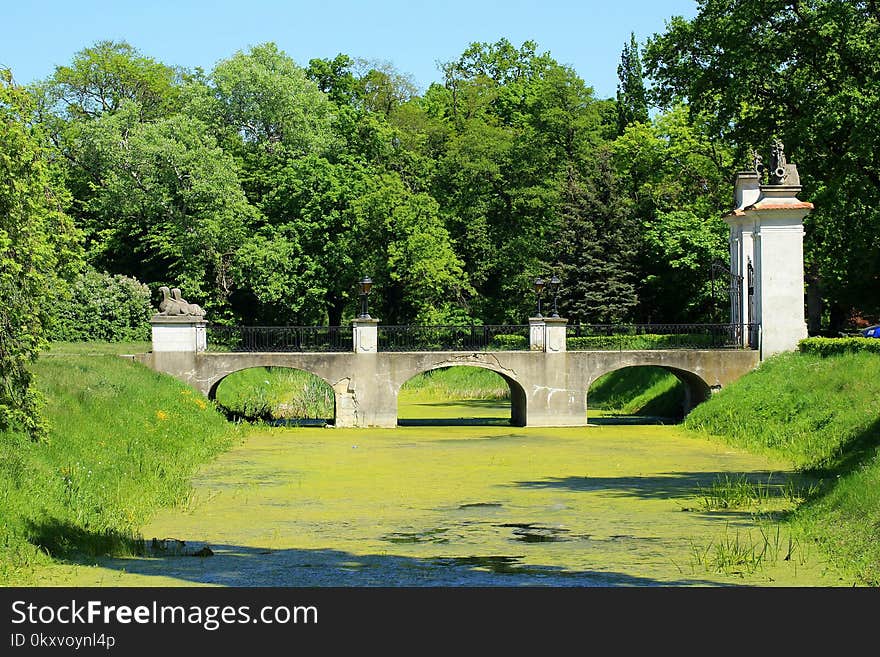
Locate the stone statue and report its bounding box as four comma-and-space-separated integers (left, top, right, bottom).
769, 140, 788, 184
752, 149, 764, 177
157, 286, 205, 317
172, 288, 205, 316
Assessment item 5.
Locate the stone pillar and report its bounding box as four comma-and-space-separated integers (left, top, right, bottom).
352, 318, 380, 353
544, 317, 568, 353
528, 318, 545, 351
151, 315, 207, 352
724, 162, 813, 359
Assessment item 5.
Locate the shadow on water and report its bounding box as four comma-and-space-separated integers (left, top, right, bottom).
398, 399, 510, 427
398, 417, 510, 427
39, 534, 732, 587
512, 471, 809, 500
587, 415, 678, 426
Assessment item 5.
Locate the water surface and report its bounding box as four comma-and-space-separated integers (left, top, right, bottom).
40, 400, 844, 587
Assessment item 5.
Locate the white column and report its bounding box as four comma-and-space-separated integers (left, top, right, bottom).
754, 210, 809, 357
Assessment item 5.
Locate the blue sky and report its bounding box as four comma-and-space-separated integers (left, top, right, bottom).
1, 0, 697, 99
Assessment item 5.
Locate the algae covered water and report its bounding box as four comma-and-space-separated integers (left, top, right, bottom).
42, 400, 844, 587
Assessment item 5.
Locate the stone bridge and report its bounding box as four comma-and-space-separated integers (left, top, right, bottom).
133, 161, 815, 428
135, 347, 759, 428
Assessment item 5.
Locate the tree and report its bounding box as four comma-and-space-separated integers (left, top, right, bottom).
430, 39, 609, 322
75, 103, 254, 317
644, 0, 880, 331
612, 105, 734, 322
616, 32, 649, 135
39, 40, 180, 122
0, 70, 81, 438
208, 42, 334, 156
555, 150, 638, 323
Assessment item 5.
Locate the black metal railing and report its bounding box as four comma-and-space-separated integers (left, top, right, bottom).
207, 326, 352, 352
204, 323, 760, 352
565, 323, 760, 350
378, 325, 531, 352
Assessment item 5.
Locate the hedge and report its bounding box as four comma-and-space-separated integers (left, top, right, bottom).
567, 333, 720, 350
798, 337, 880, 357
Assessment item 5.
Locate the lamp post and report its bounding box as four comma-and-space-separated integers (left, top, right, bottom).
548, 275, 561, 318
534, 277, 545, 318
358, 277, 373, 319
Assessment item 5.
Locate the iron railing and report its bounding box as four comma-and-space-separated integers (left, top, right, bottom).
565, 323, 760, 350
378, 325, 531, 352
205, 323, 760, 352
207, 325, 352, 352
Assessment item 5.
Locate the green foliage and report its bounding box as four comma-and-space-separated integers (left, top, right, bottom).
798, 337, 880, 357
487, 334, 528, 351
208, 42, 334, 155
0, 69, 82, 438
48, 266, 152, 342
644, 0, 880, 330
616, 32, 649, 135
0, 350, 239, 583
612, 106, 733, 322
567, 333, 717, 350
555, 149, 638, 323
39, 40, 180, 121
74, 103, 254, 314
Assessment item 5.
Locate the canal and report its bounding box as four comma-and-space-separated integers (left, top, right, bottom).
40, 398, 843, 587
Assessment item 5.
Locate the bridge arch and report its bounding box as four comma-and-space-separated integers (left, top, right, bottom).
587, 364, 712, 420
208, 365, 337, 424
394, 362, 528, 427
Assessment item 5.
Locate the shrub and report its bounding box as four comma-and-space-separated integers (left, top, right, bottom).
488, 334, 528, 350
49, 267, 153, 342
798, 337, 880, 357
567, 333, 718, 350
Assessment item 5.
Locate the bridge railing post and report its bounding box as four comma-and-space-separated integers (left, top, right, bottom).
544, 317, 567, 352
151, 315, 207, 353
352, 318, 380, 353
529, 318, 546, 351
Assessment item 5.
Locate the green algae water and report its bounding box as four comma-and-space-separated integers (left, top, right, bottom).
37, 399, 845, 587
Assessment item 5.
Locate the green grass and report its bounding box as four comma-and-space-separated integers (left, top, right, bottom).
214, 367, 335, 421
400, 367, 510, 401
685, 352, 880, 470
588, 367, 684, 418
0, 343, 240, 584
683, 350, 880, 585
687, 523, 806, 577
694, 473, 818, 512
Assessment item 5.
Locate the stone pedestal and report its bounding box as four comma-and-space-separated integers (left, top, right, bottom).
544, 317, 568, 353
352, 318, 380, 353
726, 170, 813, 358
151, 315, 207, 352
529, 317, 568, 352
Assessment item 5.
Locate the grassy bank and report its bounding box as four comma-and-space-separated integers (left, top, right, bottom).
214, 367, 335, 421
400, 367, 510, 401
684, 351, 880, 584
588, 367, 684, 418
0, 343, 240, 584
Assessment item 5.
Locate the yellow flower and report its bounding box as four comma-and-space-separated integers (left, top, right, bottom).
194, 398, 207, 410
156, 410, 168, 421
